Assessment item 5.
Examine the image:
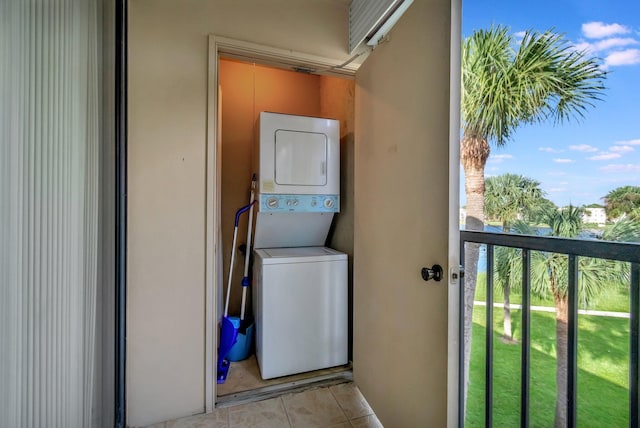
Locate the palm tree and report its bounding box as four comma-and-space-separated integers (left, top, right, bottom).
522, 196, 557, 224
461, 25, 606, 402
493, 223, 530, 342
492, 209, 637, 427
485, 174, 544, 341
529, 205, 628, 428
601, 217, 640, 242
603, 185, 640, 221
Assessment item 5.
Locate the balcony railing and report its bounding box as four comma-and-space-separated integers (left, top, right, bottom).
460, 230, 640, 428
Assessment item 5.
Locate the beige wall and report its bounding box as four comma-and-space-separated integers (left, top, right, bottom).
128, 1, 354, 426
353, 0, 452, 426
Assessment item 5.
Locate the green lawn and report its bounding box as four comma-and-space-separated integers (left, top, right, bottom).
474, 272, 631, 313
466, 306, 630, 427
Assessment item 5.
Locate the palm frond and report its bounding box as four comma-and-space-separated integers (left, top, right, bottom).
461, 25, 606, 147
602, 218, 640, 243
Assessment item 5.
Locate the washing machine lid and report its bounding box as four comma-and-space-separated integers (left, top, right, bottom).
255, 246, 347, 264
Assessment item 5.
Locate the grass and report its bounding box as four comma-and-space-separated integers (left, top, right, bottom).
466, 306, 630, 427
473, 272, 631, 313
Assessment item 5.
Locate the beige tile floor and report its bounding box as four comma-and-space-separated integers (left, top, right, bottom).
217, 354, 351, 396
151, 382, 383, 428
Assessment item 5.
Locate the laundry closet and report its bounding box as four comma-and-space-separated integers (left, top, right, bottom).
215, 58, 355, 400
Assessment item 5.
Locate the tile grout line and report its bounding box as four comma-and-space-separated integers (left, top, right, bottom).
327, 385, 351, 426
281, 395, 295, 428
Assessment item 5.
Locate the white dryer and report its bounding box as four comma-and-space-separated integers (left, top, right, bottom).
253, 112, 340, 249
253, 247, 348, 379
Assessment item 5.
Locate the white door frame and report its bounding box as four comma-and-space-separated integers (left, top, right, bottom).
447, 0, 462, 426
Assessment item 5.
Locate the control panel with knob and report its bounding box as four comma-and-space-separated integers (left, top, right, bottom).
259, 194, 339, 213
267, 197, 279, 209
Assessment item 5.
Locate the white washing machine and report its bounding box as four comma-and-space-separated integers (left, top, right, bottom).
253, 247, 348, 379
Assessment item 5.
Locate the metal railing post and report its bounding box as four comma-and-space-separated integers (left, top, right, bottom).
486, 245, 494, 428
630, 263, 640, 428
567, 255, 579, 428
520, 249, 530, 428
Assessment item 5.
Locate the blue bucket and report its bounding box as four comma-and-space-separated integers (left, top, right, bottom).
227, 322, 254, 362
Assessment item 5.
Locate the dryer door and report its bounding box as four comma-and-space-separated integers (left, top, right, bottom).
274, 130, 327, 186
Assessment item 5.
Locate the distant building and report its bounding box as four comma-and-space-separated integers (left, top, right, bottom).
582, 207, 607, 226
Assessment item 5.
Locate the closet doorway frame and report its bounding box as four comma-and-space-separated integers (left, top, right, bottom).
204, 35, 360, 411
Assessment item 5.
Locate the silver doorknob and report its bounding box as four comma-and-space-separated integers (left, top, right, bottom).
421, 264, 443, 282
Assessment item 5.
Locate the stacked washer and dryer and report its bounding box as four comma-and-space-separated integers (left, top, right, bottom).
252, 112, 348, 380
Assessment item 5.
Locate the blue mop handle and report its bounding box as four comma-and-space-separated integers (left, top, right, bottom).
234, 200, 256, 227
225, 200, 258, 317
240, 175, 257, 321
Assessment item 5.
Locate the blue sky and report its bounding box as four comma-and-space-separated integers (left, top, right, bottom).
461, 0, 640, 207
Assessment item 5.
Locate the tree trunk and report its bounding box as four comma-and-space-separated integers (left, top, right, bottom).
503, 284, 513, 340
554, 294, 569, 428
461, 134, 490, 411
502, 222, 513, 342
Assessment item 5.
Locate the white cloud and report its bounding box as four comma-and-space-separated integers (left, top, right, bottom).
605, 49, 640, 67
573, 41, 593, 53
600, 164, 640, 173
594, 37, 639, 51
549, 188, 568, 192
488, 154, 513, 163
574, 37, 639, 54
582, 22, 631, 39
615, 139, 640, 146
573, 24, 640, 69
539, 147, 563, 153
589, 152, 622, 160
553, 158, 575, 163
548, 171, 567, 176
610, 145, 635, 153
514, 31, 527, 39
569, 144, 598, 152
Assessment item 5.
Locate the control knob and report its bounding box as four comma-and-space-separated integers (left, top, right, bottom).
324, 198, 335, 209
267, 197, 278, 209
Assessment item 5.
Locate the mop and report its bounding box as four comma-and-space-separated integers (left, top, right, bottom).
217, 175, 257, 384
227, 174, 257, 361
